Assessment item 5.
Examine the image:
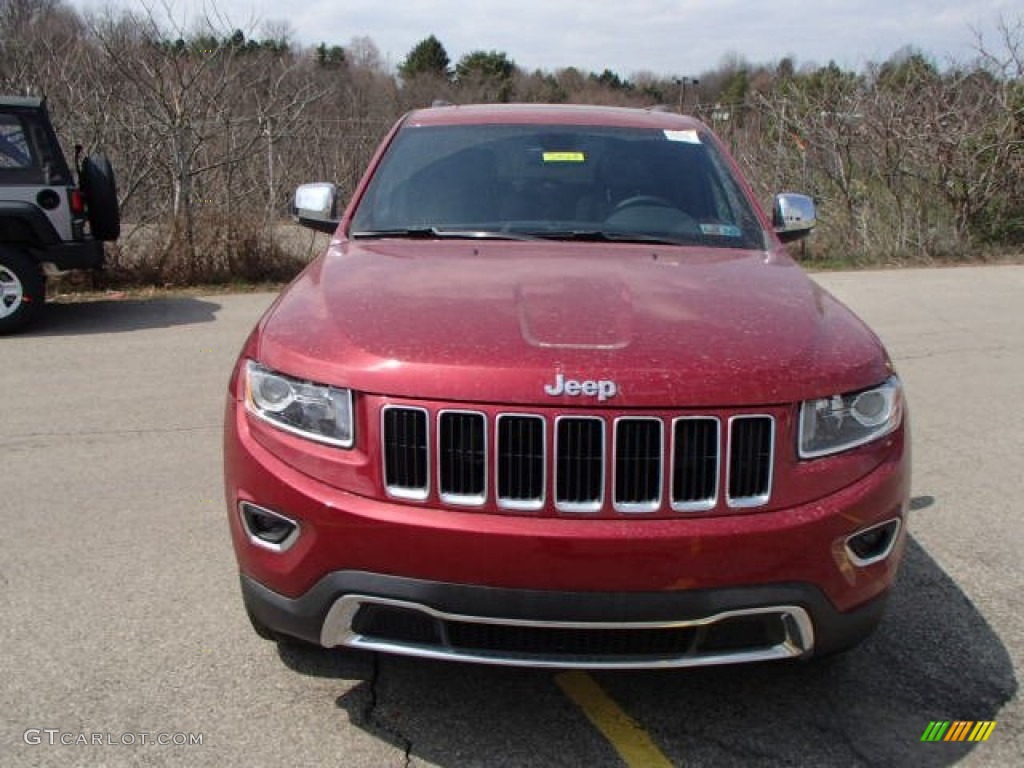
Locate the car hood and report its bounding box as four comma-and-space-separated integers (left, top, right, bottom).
255, 239, 891, 407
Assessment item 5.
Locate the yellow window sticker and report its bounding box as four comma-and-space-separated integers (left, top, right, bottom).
542, 151, 586, 163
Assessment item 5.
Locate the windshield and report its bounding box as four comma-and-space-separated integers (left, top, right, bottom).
350, 123, 766, 249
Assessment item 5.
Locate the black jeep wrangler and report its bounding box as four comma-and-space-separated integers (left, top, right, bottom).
1, 96, 119, 333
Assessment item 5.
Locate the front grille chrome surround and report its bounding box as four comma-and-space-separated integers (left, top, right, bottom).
437, 410, 487, 506
613, 417, 664, 513
495, 413, 546, 511
380, 405, 777, 515
381, 405, 430, 501
670, 416, 721, 512
554, 416, 605, 513
321, 595, 815, 669
726, 415, 776, 508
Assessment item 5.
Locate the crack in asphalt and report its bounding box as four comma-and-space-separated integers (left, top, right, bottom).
1, 425, 220, 439
894, 343, 1013, 362
0, 425, 220, 448
360, 655, 413, 768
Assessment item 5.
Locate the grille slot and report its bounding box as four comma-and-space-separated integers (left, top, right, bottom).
555, 417, 605, 512
448, 622, 697, 657
496, 414, 546, 510
382, 406, 429, 500
728, 415, 774, 507
613, 418, 663, 512
672, 417, 720, 511
438, 411, 486, 505
352, 603, 440, 646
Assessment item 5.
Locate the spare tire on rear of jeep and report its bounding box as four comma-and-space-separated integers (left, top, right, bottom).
79, 153, 120, 242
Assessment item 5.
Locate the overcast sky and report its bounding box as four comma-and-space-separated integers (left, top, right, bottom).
74, 1, 1017, 77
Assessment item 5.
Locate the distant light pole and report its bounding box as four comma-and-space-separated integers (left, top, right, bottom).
674, 76, 699, 113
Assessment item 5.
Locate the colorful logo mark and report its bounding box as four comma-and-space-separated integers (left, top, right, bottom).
921, 721, 996, 743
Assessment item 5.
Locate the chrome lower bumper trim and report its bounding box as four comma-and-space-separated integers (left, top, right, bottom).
320, 595, 814, 669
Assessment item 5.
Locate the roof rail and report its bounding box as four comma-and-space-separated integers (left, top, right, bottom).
431, 99, 455, 108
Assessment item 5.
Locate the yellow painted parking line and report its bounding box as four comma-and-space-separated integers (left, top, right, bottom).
555, 671, 676, 768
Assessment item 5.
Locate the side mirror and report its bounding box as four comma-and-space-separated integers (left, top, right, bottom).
292, 183, 340, 234
773, 193, 816, 243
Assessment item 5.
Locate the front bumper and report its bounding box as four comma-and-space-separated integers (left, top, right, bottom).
242, 571, 890, 667
226, 399, 909, 666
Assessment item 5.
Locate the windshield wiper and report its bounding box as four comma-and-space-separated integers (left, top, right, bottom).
352, 227, 538, 241
525, 229, 691, 246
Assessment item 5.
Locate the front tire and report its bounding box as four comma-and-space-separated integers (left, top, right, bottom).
0, 248, 44, 334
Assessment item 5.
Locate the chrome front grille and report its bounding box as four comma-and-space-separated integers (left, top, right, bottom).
382, 405, 775, 514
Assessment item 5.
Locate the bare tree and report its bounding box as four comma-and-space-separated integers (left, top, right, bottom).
3, 1, 1021, 282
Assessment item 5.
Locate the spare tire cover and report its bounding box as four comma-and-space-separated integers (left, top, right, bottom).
80, 153, 120, 242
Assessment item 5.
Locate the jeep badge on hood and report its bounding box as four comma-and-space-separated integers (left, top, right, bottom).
544, 373, 618, 401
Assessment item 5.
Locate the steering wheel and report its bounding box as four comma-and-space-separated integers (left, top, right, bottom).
613, 195, 678, 212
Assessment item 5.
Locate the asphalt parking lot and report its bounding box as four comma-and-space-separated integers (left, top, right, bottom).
2, 265, 1022, 767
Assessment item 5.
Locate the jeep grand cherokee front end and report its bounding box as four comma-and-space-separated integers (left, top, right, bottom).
224, 104, 910, 668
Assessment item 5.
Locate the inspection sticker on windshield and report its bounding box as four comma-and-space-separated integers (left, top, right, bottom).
543, 151, 586, 163
664, 130, 701, 144
700, 223, 742, 237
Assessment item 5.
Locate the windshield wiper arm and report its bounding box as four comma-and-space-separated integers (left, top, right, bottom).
352, 227, 538, 241
526, 229, 689, 246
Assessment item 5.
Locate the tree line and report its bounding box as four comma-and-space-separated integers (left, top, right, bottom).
2, 0, 1021, 284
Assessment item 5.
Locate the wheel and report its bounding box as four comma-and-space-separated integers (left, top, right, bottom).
0, 248, 44, 334
79, 152, 120, 241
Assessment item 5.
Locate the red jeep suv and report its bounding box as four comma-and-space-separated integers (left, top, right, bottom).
224, 104, 909, 669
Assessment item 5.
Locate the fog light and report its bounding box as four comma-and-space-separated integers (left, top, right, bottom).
846, 519, 901, 566
239, 502, 300, 552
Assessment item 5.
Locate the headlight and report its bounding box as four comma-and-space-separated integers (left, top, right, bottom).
244, 361, 354, 448
799, 376, 903, 458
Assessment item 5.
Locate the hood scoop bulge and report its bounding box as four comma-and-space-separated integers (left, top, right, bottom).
516, 277, 634, 350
